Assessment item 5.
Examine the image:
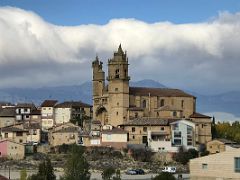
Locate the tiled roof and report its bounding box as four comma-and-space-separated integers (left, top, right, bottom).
41, 100, 58, 107
1, 125, 28, 132
16, 103, 36, 109
102, 128, 128, 134
30, 109, 41, 115
55, 101, 92, 108
129, 87, 195, 98
0, 107, 15, 117
120, 118, 178, 126
190, 112, 211, 118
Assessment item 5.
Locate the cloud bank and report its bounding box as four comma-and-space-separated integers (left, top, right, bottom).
0, 7, 240, 94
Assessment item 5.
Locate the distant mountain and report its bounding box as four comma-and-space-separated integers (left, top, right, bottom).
130, 79, 166, 88
0, 79, 240, 120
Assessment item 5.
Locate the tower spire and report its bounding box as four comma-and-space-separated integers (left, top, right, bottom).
118, 44, 123, 54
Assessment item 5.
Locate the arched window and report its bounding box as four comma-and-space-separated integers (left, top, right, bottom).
115, 69, 119, 78
142, 100, 147, 108
160, 99, 165, 107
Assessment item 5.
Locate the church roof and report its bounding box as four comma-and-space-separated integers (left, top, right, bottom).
120, 118, 178, 126
55, 101, 92, 108
129, 87, 195, 98
190, 112, 211, 118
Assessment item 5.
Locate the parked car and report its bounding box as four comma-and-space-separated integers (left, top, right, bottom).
162, 166, 176, 173
135, 169, 145, 175
126, 169, 137, 175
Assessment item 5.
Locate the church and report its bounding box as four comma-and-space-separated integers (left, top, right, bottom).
92, 45, 212, 146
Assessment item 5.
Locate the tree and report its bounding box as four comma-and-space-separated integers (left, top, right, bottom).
211, 116, 217, 139
28, 157, 56, 180
102, 167, 121, 180
20, 169, 27, 180
102, 167, 116, 180
152, 172, 176, 180
173, 147, 198, 165
62, 144, 90, 180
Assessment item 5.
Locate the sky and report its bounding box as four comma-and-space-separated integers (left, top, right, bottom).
0, 0, 240, 95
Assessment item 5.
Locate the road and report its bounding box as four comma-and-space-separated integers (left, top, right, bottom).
0, 169, 189, 180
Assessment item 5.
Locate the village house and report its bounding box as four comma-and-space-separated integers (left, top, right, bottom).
24, 122, 41, 144
170, 119, 196, 149
15, 103, 36, 122
0, 124, 28, 144
0, 107, 15, 128
0, 139, 25, 160
190, 148, 240, 180
54, 101, 92, 125
207, 139, 238, 154
48, 122, 80, 147
101, 125, 128, 149
41, 100, 58, 131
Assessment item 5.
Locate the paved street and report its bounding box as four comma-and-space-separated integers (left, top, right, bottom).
0, 169, 189, 180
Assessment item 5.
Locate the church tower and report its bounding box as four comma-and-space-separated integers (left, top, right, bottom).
92, 56, 106, 121
107, 44, 130, 126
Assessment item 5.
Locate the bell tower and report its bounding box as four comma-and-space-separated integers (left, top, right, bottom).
107, 44, 130, 126
92, 56, 105, 120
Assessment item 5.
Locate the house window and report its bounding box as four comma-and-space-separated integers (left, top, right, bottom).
24, 108, 28, 112
115, 88, 118, 92
174, 139, 182, 146
16, 132, 23, 136
4, 133, 8, 138
132, 135, 135, 139
143, 127, 147, 132
174, 131, 181, 138
142, 100, 147, 108
161, 127, 164, 131
157, 112, 159, 117
19, 139, 23, 143
116, 112, 118, 115
132, 127, 135, 132
235, 157, 240, 172
160, 99, 164, 107
202, 163, 208, 170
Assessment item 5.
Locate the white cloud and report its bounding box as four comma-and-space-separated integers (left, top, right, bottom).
0, 7, 240, 94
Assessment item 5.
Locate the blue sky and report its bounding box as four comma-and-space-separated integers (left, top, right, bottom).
0, 0, 240, 25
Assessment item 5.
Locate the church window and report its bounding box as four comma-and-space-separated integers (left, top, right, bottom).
161, 127, 164, 131
132, 127, 135, 132
116, 112, 118, 115
115, 88, 118, 91
181, 100, 184, 108
115, 69, 120, 78
117, 102, 119, 106
124, 69, 127, 77
135, 112, 138, 118
173, 111, 177, 117
142, 100, 147, 108
132, 135, 135, 139
160, 99, 165, 107
143, 127, 147, 132
157, 112, 159, 117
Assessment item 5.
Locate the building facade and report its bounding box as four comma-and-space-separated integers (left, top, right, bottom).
190, 148, 240, 180
92, 45, 212, 146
